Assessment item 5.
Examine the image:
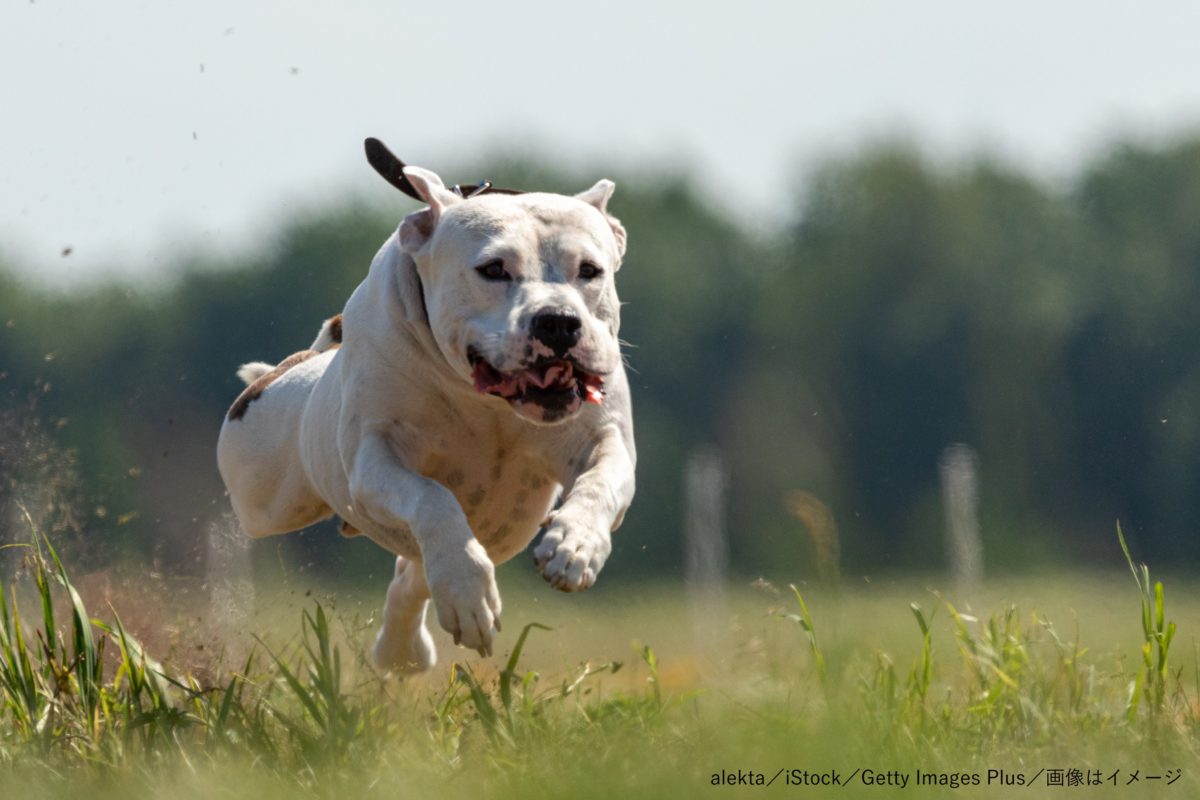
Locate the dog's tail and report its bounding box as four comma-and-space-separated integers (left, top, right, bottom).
234, 313, 342, 387
311, 313, 344, 352
236, 362, 275, 386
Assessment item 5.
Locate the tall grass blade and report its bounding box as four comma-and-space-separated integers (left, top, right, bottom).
788, 584, 827, 685
500, 622, 551, 716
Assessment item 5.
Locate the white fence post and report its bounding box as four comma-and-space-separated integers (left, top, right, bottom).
939, 443, 983, 593
684, 445, 729, 642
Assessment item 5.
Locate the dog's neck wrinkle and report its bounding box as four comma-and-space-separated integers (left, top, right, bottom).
415, 270, 431, 323
384, 251, 440, 357
384, 265, 482, 401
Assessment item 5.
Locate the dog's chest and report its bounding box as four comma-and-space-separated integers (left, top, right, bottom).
421, 443, 559, 562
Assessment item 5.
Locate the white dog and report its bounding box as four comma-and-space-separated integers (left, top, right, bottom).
216, 142, 636, 672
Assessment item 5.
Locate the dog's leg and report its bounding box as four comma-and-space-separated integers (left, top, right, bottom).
535, 429, 636, 592
373, 556, 436, 673
349, 433, 501, 656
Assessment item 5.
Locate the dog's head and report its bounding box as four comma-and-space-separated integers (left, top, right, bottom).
398, 166, 626, 425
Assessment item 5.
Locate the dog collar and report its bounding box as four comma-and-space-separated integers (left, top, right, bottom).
364, 137, 525, 201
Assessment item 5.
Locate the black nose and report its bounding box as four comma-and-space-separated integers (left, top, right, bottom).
530, 310, 582, 355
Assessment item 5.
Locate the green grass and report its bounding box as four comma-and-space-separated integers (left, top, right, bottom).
1, 524, 1198, 798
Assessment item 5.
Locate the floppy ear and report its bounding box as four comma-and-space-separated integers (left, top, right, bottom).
398, 166, 462, 254
575, 179, 627, 258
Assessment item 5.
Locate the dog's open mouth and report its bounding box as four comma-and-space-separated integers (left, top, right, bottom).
468, 348, 605, 412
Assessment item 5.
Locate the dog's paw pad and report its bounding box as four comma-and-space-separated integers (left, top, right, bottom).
534, 525, 608, 592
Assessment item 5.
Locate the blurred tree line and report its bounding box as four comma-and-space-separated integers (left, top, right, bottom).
3, 136, 1200, 579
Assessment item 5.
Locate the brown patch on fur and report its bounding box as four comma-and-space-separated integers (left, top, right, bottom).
339, 519, 360, 537
227, 349, 320, 421
328, 313, 343, 344
466, 486, 486, 509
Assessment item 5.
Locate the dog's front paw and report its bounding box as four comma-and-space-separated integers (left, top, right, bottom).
533, 515, 612, 592
424, 539, 502, 657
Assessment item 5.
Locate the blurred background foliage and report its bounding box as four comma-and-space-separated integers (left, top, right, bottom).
3, 136, 1200, 580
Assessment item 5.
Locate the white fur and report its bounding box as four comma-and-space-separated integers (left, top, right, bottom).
311, 318, 340, 352
216, 170, 636, 671
236, 362, 274, 386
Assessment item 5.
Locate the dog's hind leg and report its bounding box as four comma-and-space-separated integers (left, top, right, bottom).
373, 556, 436, 674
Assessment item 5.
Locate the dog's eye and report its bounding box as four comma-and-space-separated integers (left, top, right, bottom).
579, 261, 602, 280
475, 259, 511, 282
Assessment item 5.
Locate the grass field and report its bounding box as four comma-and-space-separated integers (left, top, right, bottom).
2, 526, 1198, 798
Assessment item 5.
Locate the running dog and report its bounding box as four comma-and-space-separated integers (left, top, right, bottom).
216, 141, 636, 672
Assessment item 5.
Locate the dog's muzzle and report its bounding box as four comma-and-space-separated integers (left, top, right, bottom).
468, 347, 605, 423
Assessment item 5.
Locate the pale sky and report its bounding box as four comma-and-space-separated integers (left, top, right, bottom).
3, 0, 1200, 287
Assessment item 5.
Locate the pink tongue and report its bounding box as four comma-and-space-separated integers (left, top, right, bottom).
473, 361, 521, 396
528, 362, 571, 389
473, 360, 574, 397
582, 374, 605, 404
473, 358, 604, 403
